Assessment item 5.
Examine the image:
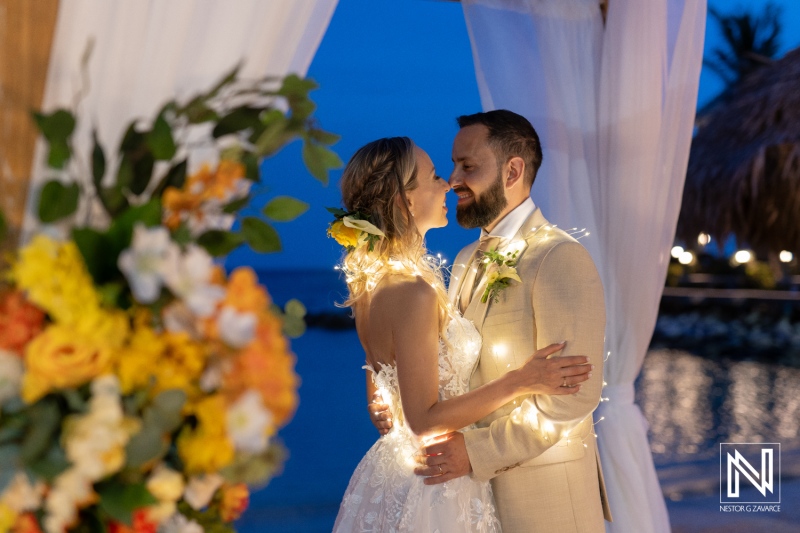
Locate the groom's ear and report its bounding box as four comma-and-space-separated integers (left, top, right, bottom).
505, 156, 525, 189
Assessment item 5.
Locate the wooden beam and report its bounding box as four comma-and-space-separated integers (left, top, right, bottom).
0, 0, 60, 259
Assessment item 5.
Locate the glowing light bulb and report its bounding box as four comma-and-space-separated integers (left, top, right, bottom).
670, 246, 684, 259
780, 250, 793, 263
492, 344, 508, 358
733, 250, 752, 264
697, 233, 711, 246
678, 251, 694, 265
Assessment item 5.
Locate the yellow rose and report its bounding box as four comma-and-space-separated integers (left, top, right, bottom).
327, 220, 360, 249
22, 325, 113, 403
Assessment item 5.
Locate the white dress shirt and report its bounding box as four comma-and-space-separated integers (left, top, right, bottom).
480, 197, 536, 241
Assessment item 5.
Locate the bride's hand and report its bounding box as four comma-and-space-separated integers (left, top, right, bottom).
511, 342, 593, 395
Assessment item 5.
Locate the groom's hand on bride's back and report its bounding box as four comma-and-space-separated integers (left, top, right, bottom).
368, 391, 393, 435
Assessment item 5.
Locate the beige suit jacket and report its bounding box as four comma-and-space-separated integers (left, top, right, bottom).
449, 208, 612, 533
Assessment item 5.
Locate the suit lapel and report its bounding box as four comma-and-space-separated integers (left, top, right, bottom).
466, 208, 552, 330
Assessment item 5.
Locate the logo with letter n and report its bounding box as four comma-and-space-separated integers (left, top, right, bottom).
720, 443, 781, 504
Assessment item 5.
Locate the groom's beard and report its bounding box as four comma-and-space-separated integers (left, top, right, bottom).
456, 173, 507, 229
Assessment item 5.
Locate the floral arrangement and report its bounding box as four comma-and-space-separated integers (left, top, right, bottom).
0, 67, 340, 533
480, 248, 521, 303
325, 208, 384, 252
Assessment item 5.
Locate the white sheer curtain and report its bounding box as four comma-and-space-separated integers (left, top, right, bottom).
23, 0, 337, 238
462, 1, 706, 532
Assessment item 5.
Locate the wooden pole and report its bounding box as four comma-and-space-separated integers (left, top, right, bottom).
0, 0, 60, 260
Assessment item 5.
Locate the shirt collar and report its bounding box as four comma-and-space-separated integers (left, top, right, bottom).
480, 197, 536, 240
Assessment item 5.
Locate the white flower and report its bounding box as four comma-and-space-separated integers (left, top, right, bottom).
183, 474, 223, 510
118, 224, 175, 303
497, 264, 521, 283
44, 468, 95, 533
1, 471, 45, 512
226, 389, 273, 453
159, 513, 204, 533
216, 306, 257, 348
161, 244, 224, 317
342, 216, 385, 237
0, 350, 23, 405
147, 465, 185, 503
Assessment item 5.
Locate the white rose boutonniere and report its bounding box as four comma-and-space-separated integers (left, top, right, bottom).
480, 248, 521, 303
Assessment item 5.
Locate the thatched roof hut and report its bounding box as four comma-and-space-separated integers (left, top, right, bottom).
676, 46, 800, 257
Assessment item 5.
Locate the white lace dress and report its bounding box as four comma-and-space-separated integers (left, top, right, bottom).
333, 315, 501, 532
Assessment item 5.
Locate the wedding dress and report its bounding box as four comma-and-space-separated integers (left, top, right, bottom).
333, 314, 502, 532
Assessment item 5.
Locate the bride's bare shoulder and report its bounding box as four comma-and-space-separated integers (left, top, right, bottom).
372, 274, 437, 310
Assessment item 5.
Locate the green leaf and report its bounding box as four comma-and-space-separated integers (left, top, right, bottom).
97, 481, 157, 526
213, 106, 262, 138
325, 206, 348, 217
26, 444, 70, 482
262, 196, 309, 222
152, 159, 188, 198
241, 217, 281, 253
302, 141, 343, 185
171, 223, 192, 245
124, 425, 168, 471
285, 299, 307, 318
222, 196, 250, 214
147, 389, 187, 433
21, 398, 60, 463
62, 389, 88, 412
289, 97, 316, 121
91, 131, 106, 190
197, 230, 245, 257
0, 444, 20, 493
254, 112, 290, 157
72, 227, 115, 284
277, 74, 318, 98
0, 209, 6, 242
282, 314, 306, 339
97, 184, 129, 218
118, 124, 155, 196
309, 128, 341, 146
106, 199, 162, 251
242, 151, 260, 182
146, 114, 177, 160
38, 180, 80, 223
32, 109, 76, 169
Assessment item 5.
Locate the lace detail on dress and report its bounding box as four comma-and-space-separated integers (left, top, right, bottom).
334, 314, 501, 532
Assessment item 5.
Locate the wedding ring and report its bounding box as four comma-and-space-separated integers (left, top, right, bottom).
562, 377, 568, 388
437, 464, 444, 475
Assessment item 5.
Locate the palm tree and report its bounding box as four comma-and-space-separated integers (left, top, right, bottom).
699, 2, 783, 120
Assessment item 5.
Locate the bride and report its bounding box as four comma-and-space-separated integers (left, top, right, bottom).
330, 137, 591, 532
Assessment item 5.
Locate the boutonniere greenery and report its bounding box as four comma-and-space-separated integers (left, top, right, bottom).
480, 248, 521, 303
326, 207, 385, 251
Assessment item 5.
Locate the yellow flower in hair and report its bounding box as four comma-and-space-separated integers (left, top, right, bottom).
327, 220, 360, 248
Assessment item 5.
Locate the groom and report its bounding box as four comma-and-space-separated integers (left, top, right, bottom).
370, 110, 612, 532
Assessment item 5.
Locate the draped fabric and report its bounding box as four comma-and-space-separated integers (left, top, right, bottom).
22, 0, 338, 239
462, 1, 706, 531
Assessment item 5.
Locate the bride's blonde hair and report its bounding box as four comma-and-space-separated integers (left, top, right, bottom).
338, 137, 450, 331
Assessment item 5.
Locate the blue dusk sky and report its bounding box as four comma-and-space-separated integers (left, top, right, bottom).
226, 0, 800, 273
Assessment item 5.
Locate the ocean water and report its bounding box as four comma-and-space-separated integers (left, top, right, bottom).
237, 270, 800, 532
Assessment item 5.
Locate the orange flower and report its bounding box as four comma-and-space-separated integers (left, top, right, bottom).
0, 291, 45, 356
107, 509, 157, 533
219, 484, 249, 522
13, 513, 42, 533
222, 268, 270, 313
223, 314, 298, 426
207, 160, 246, 200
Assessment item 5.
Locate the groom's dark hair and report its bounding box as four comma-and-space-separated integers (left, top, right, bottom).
456, 109, 543, 188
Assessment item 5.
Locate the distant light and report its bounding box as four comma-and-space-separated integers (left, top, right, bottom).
780, 251, 793, 263
678, 251, 694, 265
670, 246, 684, 259
492, 344, 508, 358
733, 250, 752, 264
697, 233, 711, 246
